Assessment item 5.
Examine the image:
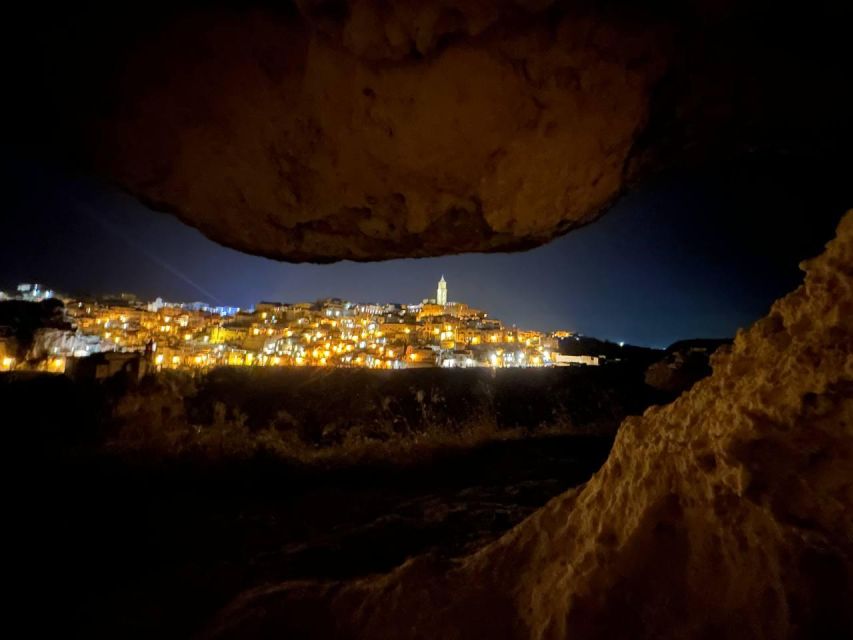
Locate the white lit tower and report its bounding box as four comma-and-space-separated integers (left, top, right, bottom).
436, 275, 448, 306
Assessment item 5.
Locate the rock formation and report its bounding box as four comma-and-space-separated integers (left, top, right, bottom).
208, 212, 853, 638
10, 1, 852, 260
100, 1, 668, 261
8, 3, 852, 634
644, 339, 732, 395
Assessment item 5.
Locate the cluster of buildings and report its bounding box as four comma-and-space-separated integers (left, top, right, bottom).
0, 278, 596, 375
1, 282, 56, 302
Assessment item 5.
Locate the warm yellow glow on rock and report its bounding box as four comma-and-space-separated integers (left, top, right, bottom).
208, 212, 853, 639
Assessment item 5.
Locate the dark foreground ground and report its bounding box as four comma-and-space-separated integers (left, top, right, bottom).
18, 437, 609, 638
5, 366, 672, 638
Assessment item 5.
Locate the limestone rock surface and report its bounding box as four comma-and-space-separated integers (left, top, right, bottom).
208, 211, 853, 638
9, 2, 851, 261
644, 339, 732, 395
61, 1, 844, 261
102, 2, 667, 261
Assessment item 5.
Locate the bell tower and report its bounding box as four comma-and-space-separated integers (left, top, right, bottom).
436, 275, 447, 306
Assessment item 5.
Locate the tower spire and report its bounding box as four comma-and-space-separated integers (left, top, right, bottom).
437, 275, 447, 306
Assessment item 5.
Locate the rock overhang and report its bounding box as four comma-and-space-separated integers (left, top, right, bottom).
8, 0, 852, 262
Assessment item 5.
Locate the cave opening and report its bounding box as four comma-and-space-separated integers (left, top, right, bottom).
2, 1, 851, 638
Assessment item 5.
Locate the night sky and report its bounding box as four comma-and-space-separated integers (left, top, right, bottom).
3, 152, 848, 348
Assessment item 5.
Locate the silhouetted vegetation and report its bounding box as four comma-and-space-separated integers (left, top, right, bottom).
88, 365, 666, 464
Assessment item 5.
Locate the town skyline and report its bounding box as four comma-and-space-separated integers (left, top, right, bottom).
7, 153, 847, 348
2, 276, 597, 374
1, 275, 560, 330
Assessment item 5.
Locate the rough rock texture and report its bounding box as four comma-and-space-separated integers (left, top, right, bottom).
208, 212, 853, 638
13, 1, 850, 261
644, 339, 732, 395
103, 2, 667, 261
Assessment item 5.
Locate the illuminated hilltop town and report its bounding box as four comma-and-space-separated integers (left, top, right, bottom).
0, 278, 594, 375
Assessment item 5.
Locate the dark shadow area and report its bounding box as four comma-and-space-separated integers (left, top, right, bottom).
5, 363, 670, 638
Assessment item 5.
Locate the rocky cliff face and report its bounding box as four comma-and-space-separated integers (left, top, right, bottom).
208, 211, 853, 638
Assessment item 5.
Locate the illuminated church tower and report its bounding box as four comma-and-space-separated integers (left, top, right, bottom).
436, 275, 447, 306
